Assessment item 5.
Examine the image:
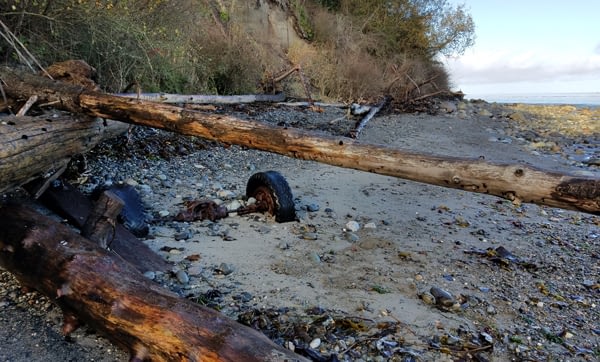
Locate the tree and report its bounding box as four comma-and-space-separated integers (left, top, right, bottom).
337, 0, 475, 59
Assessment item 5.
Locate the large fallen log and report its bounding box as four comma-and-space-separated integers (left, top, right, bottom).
1, 67, 599, 214
115, 92, 286, 104
0, 113, 128, 195
0, 203, 307, 362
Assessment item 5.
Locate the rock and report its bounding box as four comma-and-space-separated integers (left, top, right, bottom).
309, 338, 321, 349
226, 200, 242, 212
143, 271, 156, 280
345, 220, 360, 232
508, 111, 526, 122
187, 266, 204, 276
216, 262, 235, 275
345, 232, 360, 243
477, 109, 492, 117
174, 230, 192, 241
175, 269, 189, 284
217, 190, 235, 198
308, 252, 321, 264
430, 286, 459, 309
306, 203, 320, 212
364, 222, 377, 229
302, 232, 318, 240
158, 210, 170, 217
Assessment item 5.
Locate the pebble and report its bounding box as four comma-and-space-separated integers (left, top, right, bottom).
216, 263, 235, 275
187, 266, 204, 276
175, 270, 189, 284
345, 221, 360, 232
143, 271, 156, 280
306, 203, 320, 212
217, 190, 235, 198
308, 252, 321, 264
364, 222, 377, 229
174, 230, 192, 241
226, 200, 242, 211
302, 232, 318, 240
345, 232, 360, 243
309, 338, 321, 349
158, 210, 170, 217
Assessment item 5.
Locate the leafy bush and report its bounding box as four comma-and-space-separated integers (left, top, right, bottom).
0, 0, 473, 102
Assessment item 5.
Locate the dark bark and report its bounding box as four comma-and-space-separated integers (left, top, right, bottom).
38, 181, 170, 274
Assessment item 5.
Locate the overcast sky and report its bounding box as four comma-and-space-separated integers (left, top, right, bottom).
444, 0, 600, 97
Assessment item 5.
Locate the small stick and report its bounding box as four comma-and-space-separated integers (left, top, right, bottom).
349, 96, 391, 138
16, 95, 38, 116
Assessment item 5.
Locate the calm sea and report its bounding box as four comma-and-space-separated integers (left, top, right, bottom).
466, 92, 600, 106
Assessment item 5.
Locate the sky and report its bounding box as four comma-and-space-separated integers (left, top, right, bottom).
444, 0, 600, 97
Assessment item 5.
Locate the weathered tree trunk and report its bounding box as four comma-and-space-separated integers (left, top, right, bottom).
0, 113, 128, 195
0, 204, 308, 362
1, 67, 598, 214
115, 92, 286, 104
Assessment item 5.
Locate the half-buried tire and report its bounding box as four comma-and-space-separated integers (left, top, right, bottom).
246, 171, 296, 223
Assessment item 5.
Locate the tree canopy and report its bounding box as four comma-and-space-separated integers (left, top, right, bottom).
330, 0, 475, 59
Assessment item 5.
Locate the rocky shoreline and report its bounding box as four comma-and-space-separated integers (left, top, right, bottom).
1, 99, 599, 361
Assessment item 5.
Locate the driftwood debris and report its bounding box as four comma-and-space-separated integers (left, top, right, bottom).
0, 204, 307, 362
116, 92, 286, 104
1, 67, 599, 215
38, 181, 169, 274
81, 190, 124, 249
349, 96, 391, 138
0, 112, 128, 195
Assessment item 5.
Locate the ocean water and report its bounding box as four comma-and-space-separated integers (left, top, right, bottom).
466, 92, 600, 106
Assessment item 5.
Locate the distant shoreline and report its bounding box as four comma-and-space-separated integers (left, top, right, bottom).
463, 92, 600, 106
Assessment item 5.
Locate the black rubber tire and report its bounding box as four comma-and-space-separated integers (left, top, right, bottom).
246, 171, 296, 223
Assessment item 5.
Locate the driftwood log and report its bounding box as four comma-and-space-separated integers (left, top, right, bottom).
37, 181, 170, 274
1, 67, 599, 215
0, 204, 307, 362
0, 112, 128, 195
116, 92, 286, 104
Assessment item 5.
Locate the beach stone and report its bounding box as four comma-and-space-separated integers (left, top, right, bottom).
302, 232, 318, 240
345, 220, 360, 232
216, 263, 235, 275
175, 270, 189, 284
478, 109, 492, 117
226, 200, 242, 211
345, 232, 360, 243
174, 230, 192, 241
143, 271, 156, 280
309, 338, 321, 349
306, 203, 320, 212
508, 111, 526, 122
217, 190, 235, 198
158, 210, 170, 217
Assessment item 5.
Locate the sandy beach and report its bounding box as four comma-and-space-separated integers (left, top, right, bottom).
1, 100, 598, 361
